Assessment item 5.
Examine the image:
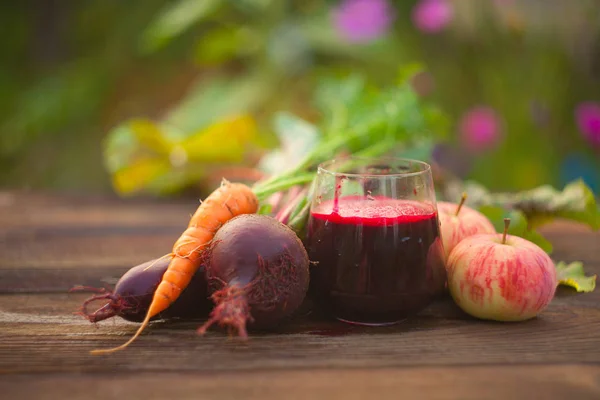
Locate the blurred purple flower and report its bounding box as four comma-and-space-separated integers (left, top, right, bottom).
412, 0, 453, 34
333, 0, 394, 43
575, 102, 600, 148
459, 106, 502, 152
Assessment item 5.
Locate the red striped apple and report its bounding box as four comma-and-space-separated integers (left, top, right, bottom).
438, 194, 496, 259
446, 219, 557, 321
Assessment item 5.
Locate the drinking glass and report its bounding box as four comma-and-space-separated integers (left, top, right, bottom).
306, 156, 446, 326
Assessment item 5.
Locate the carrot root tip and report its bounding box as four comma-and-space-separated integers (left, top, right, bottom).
90, 312, 152, 355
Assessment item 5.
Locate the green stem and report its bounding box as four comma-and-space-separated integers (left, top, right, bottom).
288, 200, 311, 234
252, 113, 395, 203
297, 133, 349, 169
354, 137, 396, 158
253, 172, 315, 201
252, 133, 349, 195
252, 169, 296, 193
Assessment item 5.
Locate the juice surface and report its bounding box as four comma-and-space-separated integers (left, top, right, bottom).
307, 196, 446, 324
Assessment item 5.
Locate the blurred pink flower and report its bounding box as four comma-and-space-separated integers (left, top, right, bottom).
412, 0, 453, 34
459, 106, 502, 152
575, 102, 600, 148
333, 0, 394, 43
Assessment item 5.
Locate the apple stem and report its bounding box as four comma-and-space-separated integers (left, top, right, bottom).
502, 218, 510, 244
455, 192, 467, 216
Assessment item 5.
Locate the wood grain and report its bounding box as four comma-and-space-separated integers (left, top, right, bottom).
0, 291, 598, 375
1, 191, 599, 400
1, 191, 598, 293
2, 365, 600, 400
0, 190, 191, 230
0, 191, 190, 276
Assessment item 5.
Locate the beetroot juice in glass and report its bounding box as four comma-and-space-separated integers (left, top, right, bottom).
306, 156, 446, 325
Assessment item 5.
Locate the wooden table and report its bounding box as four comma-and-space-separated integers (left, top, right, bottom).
1, 191, 599, 399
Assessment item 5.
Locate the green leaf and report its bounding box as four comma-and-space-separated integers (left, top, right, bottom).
422, 104, 451, 140
396, 138, 435, 162
229, 0, 274, 12
555, 261, 596, 293
254, 73, 449, 207
165, 72, 272, 133
258, 112, 321, 176
442, 180, 493, 208
313, 74, 366, 115
266, 23, 311, 74
255, 74, 447, 197
478, 206, 554, 253
520, 229, 554, 254
397, 62, 425, 85
1, 60, 109, 157
112, 157, 171, 196
129, 120, 173, 154
140, 0, 223, 53
513, 179, 599, 230
446, 179, 599, 232
312, 73, 435, 152
103, 119, 173, 175
103, 119, 175, 195
313, 73, 366, 134
179, 114, 259, 164
103, 115, 261, 196
479, 206, 528, 234
193, 26, 247, 66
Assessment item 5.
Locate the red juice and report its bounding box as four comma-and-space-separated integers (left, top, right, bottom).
306, 196, 446, 324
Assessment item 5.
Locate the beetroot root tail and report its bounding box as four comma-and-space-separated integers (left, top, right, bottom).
197, 286, 253, 339
79, 303, 118, 323
78, 292, 121, 323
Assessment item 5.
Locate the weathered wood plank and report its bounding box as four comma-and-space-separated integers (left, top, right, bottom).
0, 292, 599, 374
0, 191, 193, 276
1, 191, 599, 396
1, 365, 599, 400
0, 190, 192, 230
1, 191, 598, 294
0, 233, 176, 270
0, 267, 138, 293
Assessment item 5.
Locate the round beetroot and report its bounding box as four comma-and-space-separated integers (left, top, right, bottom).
198, 214, 310, 338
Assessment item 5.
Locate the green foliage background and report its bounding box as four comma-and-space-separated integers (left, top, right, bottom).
1, 0, 599, 195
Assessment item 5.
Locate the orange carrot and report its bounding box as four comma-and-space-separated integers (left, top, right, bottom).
91, 179, 258, 354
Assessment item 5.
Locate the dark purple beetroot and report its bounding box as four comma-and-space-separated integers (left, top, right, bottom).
198, 214, 310, 338
77, 257, 212, 323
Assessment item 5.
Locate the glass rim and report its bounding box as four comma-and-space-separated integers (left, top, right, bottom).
317, 155, 432, 178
